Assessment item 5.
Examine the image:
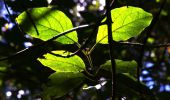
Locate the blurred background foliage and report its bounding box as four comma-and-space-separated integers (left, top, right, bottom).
0, 0, 170, 99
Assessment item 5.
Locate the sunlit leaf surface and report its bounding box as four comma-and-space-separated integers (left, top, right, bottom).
38, 50, 85, 72
97, 6, 153, 43
16, 7, 78, 44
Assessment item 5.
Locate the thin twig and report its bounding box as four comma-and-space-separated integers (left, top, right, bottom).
47, 24, 93, 42
3, 0, 28, 35
4, 0, 39, 35
118, 42, 170, 48
63, 22, 106, 58
0, 24, 94, 61
3, 0, 13, 22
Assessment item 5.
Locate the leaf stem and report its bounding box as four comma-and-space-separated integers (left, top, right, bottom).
86, 54, 94, 68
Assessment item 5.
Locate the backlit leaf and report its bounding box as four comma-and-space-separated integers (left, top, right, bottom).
96, 6, 153, 43
16, 7, 78, 44
38, 50, 85, 72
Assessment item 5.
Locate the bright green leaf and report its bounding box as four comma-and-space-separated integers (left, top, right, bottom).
43, 72, 84, 99
38, 50, 85, 72
16, 7, 78, 44
96, 6, 153, 43
100, 59, 137, 75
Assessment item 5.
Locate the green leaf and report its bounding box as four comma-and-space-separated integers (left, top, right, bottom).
43, 72, 84, 99
16, 7, 78, 44
96, 6, 153, 43
100, 59, 137, 75
38, 50, 85, 72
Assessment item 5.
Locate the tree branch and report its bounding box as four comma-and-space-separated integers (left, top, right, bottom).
106, 0, 116, 99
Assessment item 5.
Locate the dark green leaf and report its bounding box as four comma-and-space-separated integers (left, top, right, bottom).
101, 59, 137, 75
43, 72, 84, 99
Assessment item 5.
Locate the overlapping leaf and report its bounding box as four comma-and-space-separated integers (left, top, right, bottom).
16, 7, 78, 44
101, 59, 137, 75
96, 6, 153, 43
43, 72, 84, 99
38, 51, 86, 98
38, 50, 85, 72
